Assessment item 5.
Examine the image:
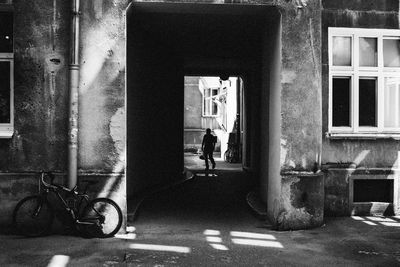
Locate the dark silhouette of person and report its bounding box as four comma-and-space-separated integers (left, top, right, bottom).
202, 128, 216, 170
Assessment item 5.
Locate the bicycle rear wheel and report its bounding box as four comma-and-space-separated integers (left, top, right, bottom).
12, 195, 54, 237
80, 198, 122, 238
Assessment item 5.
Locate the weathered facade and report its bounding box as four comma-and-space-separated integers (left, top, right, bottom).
0, 0, 398, 231
322, 1, 400, 217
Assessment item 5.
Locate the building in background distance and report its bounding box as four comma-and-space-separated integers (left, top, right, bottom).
184, 76, 240, 159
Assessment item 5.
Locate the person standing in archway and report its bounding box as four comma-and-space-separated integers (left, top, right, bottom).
202, 128, 216, 170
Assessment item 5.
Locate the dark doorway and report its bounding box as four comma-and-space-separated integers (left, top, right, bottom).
126, 3, 282, 213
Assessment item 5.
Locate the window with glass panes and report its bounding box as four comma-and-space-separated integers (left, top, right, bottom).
0, 11, 13, 137
203, 87, 219, 116
329, 28, 400, 134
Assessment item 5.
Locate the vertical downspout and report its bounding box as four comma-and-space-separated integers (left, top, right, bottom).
68, 0, 80, 189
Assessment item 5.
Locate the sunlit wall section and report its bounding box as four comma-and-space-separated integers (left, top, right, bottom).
78, 0, 129, 225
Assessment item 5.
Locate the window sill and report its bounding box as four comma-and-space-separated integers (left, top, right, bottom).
326, 132, 400, 140
0, 129, 13, 138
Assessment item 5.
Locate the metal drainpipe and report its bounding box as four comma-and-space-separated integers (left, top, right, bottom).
68, 0, 80, 189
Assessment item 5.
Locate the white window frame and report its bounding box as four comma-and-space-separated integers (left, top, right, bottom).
328, 27, 400, 139
202, 87, 219, 117
0, 53, 13, 138
0, 7, 14, 138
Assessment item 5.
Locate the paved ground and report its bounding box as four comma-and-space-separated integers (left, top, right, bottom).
1, 172, 400, 266
184, 152, 242, 171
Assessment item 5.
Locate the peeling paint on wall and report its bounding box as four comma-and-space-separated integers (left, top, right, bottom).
277, 173, 324, 230
110, 107, 125, 157
281, 69, 297, 84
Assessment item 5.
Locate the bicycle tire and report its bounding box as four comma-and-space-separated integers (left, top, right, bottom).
12, 195, 54, 237
79, 198, 122, 238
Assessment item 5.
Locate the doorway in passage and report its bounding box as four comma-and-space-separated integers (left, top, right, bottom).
183, 75, 243, 171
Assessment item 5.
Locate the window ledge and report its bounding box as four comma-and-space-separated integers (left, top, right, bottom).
326, 132, 400, 140
0, 129, 13, 138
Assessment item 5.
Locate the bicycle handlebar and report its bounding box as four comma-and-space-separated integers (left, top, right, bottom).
40, 171, 98, 193
40, 172, 57, 189
40, 171, 73, 192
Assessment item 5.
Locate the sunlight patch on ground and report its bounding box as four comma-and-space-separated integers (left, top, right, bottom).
380, 222, 400, 227
204, 229, 283, 250
362, 221, 377, 226
206, 236, 222, 243
47, 255, 70, 267
115, 233, 137, 240
126, 226, 136, 232
230, 231, 276, 240
204, 229, 229, 251
351, 216, 400, 227
210, 244, 229, 250
203, 229, 221, 236
365, 216, 396, 222
231, 238, 284, 248
129, 244, 191, 253
230, 231, 283, 248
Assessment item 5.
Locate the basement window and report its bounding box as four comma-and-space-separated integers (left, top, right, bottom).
0, 11, 13, 138
328, 28, 400, 139
353, 179, 393, 203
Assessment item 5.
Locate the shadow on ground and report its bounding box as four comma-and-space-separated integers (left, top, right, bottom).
134, 169, 258, 229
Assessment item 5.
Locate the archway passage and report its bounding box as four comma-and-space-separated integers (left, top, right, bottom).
127, 2, 282, 217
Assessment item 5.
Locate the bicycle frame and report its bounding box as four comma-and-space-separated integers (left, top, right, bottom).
39, 173, 94, 223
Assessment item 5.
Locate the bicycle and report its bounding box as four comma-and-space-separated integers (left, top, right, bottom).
12, 171, 123, 238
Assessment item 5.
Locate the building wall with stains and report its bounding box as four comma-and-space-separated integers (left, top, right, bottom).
279, 0, 322, 173
272, 0, 323, 229
0, 0, 325, 229
0, 0, 71, 225
0, 0, 129, 227
79, 0, 127, 173
0, 0, 70, 172
321, 0, 400, 216
2, 0, 398, 229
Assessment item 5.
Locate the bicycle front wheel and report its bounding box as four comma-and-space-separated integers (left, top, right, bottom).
12, 195, 54, 237
80, 198, 122, 238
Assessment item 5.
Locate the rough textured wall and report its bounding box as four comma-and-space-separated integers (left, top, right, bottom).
279, 0, 322, 172
321, 0, 400, 217
324, 169, 350, 216
324, 168, 400, 216
0, 0, 129, 226
0, 0, 69, 172
321, 1, 400, 167
79, 0, 127, 173
184, 76, 202, 129
278, 173, 324, 230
